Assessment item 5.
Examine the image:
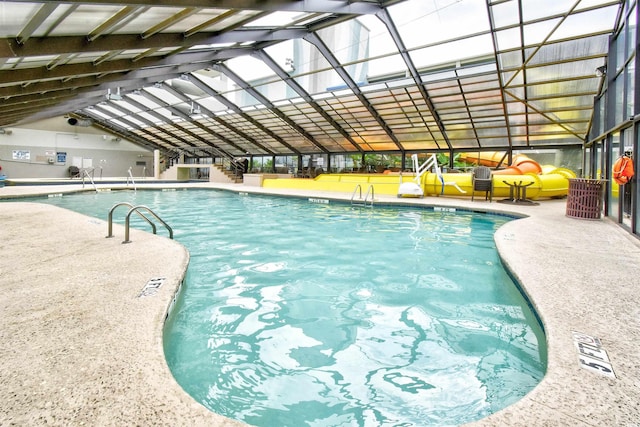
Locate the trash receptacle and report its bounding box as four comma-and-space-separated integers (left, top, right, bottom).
566, 178, 604, 219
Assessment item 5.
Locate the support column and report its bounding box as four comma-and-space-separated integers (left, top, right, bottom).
153, 149, 160, 179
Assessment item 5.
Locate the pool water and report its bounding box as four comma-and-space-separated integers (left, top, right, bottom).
30, 189, 546, 427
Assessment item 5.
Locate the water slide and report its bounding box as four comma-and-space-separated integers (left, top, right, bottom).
421, 152, 576, 199
261, 152, 575, 199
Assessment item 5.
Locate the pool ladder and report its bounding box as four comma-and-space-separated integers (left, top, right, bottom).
106, 202, 173, 243
351, 184, 374, 207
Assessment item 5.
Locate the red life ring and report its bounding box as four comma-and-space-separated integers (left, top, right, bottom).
613, 156, 634, 185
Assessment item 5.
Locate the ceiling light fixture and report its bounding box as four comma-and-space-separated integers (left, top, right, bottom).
106, 87, 123, 101
190, 102, 201, 115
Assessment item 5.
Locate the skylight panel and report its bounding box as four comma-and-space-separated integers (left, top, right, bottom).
129, 91, 163, 110
495, 28, 523, 51
360, 54, 406, 84
390, 0, 491, 50
316, 19, 370, 67
409, 34, 494, 70
355, 14, 399, 57
244, 11, 302, 27
96, 104, 124, 117
0, 2, 40, 37
264, 40, 296, 73
48, 4, 122, 36
113, 6, 185, 34
86, 108, 112, 121
119, 115, 146, 128
521, 0, 581, 22
144, 85, 184, 105
549, 7, 621, 41
227, 56, 276, 83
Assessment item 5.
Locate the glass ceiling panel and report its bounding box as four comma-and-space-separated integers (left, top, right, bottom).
409, 34, 494, 69
85, 109, 112, 121
359, 54, 407, 84
490, 1, 521, 28
127, 93, 161, 110
244, 11, 303, 27
521, 0, 579, 21
95, 104, 124, 118
227, 56, 278, 85
137, 112, 163, 126
144, 86, 184, 105
196, 97, 230, 114
356, 15, 401, 57
525, 59, 605, 84
119, 116, 147, 128
295, 69, 348, 96
263, 40, 296, 72
522, 19, 562, 46
212, 10, 263, 32
526, 38, 609, 65
315, 19, 370, 72
495, 28, 523, 51
457, 62, 497, 77
252, 79, 292, 103
402, 141, 441, 150
549, 7, 621, 41
8, 55, 57, 69
450, 140, 482, 149
290, 39, 332, 74
47, 5, 120, 36
0, 3, 39, 36
115, 6, 189, 33
218, 87, 260, 109
105, 119, 132, 130
153, 107, 175, 122
421, 70, 458, 83
174, 10, 229, 33
111, 101, 142, 115
390, 0, 491, 50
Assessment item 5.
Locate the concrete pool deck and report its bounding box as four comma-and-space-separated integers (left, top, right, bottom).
0, 181, 639, 426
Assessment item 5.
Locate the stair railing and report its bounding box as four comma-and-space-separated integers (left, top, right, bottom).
106, 202, 173, 243
351, 184, 374, 207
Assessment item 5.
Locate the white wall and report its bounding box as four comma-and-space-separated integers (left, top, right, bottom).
0, 117, 153, 179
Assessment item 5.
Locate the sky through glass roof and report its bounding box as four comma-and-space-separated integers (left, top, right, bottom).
0, 0, 623, 158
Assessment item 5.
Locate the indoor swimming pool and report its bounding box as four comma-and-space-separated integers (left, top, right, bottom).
29, 189, 546, 427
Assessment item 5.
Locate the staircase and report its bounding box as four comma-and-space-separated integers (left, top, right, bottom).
159, 163, 242, 183
211, 164, 243, 183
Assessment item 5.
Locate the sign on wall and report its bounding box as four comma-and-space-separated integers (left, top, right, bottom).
12, 150, 30, 160
56, 152, 67, 163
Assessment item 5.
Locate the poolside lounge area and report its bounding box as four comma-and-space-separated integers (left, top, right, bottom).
1, 181, 639, 426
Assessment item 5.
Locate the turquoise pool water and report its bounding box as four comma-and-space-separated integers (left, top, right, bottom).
27, 189, 546, 427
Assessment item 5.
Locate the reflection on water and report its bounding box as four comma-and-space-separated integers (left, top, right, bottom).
26, 190, 546, 426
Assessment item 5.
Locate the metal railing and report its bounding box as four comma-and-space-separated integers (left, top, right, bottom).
351, 184, 374, 207
126, 167, 137, 191
106, 202, 173, 243
81, 168, 97, 192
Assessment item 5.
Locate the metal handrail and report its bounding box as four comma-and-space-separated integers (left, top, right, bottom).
363, 185, 375, 206
82, 168, 97, 192
106, 202, 157, 238
351, 184, 374, 207
127, 167, 137, 191
350, 184, 362, 205
123, 205, 173, 243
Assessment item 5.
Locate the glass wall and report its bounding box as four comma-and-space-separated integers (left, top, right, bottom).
608, 132, 621, 219
587, 0, 638, 235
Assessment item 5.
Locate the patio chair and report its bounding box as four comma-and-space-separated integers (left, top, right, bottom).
471, 166, 493, 202
68, 166, 81, 178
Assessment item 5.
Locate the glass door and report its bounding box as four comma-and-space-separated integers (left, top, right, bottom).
608, 133, 621, 221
